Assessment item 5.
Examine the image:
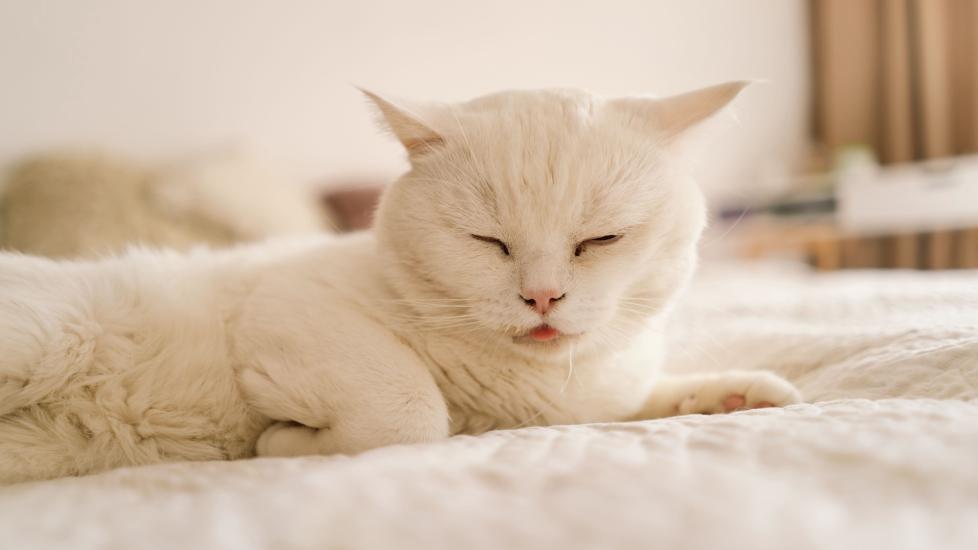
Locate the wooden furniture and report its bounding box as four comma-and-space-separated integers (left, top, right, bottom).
738, 219, 978, 270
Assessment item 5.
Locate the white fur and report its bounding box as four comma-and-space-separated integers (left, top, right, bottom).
0, 83, 799, 484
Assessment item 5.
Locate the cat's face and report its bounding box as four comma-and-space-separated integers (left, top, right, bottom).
371, 83, 745, 359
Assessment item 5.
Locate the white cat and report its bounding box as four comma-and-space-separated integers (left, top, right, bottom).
0, 82, 800, 484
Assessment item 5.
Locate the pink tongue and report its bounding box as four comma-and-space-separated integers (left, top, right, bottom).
529, 325, 560, 341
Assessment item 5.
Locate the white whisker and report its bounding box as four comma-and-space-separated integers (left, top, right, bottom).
560, 342, 576, 394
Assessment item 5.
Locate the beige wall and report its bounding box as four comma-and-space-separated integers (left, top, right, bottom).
0, 0, 810, 203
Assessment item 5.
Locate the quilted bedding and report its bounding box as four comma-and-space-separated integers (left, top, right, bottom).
2, 263, 977, 550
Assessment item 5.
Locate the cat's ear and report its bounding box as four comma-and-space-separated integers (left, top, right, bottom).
612, 81, 749, 140
359, 89, 445, 157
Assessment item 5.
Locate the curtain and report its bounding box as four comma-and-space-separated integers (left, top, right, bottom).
811, 0, 978, 163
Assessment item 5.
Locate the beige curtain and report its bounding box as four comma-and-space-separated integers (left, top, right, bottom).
811, 0, 978, 163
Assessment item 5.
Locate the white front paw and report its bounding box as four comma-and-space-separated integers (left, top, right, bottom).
676, 371, 802, 416
255, 422, 323, 457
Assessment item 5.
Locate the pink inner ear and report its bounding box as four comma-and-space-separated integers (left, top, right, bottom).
404, 135, 446, 156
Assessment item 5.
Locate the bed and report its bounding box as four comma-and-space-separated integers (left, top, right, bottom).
2, 262, 976, 549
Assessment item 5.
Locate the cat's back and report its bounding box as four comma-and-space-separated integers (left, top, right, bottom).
0, 245, 231, 337
0, 242, 310, 481
0, 233, 356, 401
0, 248, 240, 409
0, 232, 349, 384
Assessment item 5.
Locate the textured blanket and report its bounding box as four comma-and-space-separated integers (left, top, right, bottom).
2, 263, 977, 550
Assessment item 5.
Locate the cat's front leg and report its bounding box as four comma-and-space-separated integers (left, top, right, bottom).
234, 303, 450, 458
636, 370, 802, 419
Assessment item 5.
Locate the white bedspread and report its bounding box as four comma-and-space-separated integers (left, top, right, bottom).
2, 263, 977, 550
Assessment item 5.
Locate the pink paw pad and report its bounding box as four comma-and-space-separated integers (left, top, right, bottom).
722, 395, 746, 412
723, 395, 776, 412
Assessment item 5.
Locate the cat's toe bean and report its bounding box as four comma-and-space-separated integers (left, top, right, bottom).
722, 394, 746, 412
742, 372, 803, 409
670, 371, 802, 417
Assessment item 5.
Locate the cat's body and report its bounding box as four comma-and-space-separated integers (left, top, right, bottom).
0, 84, 800, 484
0, 232, 655, 482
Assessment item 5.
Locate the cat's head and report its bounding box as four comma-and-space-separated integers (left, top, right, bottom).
368, 83, 746, 360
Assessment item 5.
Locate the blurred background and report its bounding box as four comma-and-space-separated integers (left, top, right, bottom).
0, 0, 976, 269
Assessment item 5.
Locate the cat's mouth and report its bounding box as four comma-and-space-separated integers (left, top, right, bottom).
511, 323, 582, 349
515, 324, 582, 345
528, 324, 560, 342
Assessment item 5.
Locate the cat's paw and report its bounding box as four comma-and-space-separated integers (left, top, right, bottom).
674, 371, 801, 415
255, 422, 323, 457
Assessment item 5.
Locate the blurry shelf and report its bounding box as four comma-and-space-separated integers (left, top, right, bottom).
731, 218, 978, 271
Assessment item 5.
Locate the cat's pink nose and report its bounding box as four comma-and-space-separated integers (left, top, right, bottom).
520, 289, 565, 315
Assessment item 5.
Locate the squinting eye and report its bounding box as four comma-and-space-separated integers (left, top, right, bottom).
471, 234, 510, 256
575, 234, 622, 257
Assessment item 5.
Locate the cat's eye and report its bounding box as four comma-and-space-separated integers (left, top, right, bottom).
471, 234, 510, 256
575, 234, 622, 256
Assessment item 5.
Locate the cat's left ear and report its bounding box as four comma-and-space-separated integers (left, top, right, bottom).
611, 81, 749, 141
359, 89, 445, 158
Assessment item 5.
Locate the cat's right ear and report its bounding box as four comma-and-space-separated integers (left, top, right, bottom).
359, 89, 445, 158
610, 81, 750, 142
